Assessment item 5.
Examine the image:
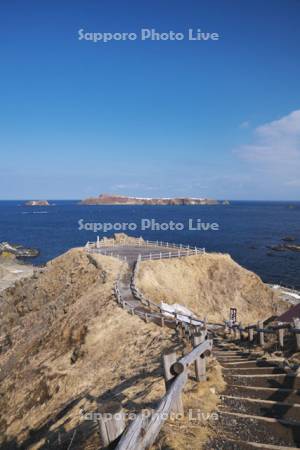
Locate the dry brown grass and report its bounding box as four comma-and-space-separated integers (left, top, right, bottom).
2, 243, 281, 449
0, 249, 173, 449
136, 253, 285, 324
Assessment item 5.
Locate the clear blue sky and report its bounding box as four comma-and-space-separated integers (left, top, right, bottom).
1, 0, 300, 200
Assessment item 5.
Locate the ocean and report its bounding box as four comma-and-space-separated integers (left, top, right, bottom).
0, 200, 299, 289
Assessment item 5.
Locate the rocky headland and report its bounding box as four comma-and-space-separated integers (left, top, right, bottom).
80, 193, 220, 205
0, 236, 290, 449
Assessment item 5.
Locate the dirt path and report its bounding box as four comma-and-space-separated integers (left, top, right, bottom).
90, 243, 184, 320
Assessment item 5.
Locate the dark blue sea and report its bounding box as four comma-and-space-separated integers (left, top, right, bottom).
0, 200, 300, 289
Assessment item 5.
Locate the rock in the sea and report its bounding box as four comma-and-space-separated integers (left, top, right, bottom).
268, 240, 300, 254
0, 242, 39, 258
282, 236, 296, 242
285, 244, 300, 252
267, 245, 286, 252
25, 200, 50, 206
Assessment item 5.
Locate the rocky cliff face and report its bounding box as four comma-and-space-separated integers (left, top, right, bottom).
80, 193, 219, 205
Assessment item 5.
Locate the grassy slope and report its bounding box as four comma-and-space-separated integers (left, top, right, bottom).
0, 249, 173, 449
137, 253, 285, 323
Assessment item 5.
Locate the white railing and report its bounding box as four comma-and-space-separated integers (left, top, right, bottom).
139, 248, 204, 260
85, 238, 205, 254
87, 247, 205, 261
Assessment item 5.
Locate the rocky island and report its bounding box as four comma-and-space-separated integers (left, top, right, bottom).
25, 200, 50, 206
80, 193, 219, 205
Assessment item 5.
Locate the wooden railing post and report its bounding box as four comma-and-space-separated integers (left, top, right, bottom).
258, 320, 264, 347
293, 318, 300, 351
162, 351, 184, 414
193, 333, 206, 382
248, 325, 254, 343
278, 327, 284, 349
224, 322, 229, 334
239, 323, 244, 341
234, 325, 240, 341
99, 403, 126, 447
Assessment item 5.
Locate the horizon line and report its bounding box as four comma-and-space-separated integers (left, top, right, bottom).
0, 199, 300, 203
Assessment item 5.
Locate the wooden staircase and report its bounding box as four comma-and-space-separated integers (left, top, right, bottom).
206, 337, 300, 449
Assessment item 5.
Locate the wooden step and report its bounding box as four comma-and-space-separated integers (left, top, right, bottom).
224, 373, 300, 389
216, 356, 253, 361
222, 367, 285, 375
216, 350, 253, 356
221, 360, 282, 368
221, 395, 300, 421
224, 385, 300, 403
214, 353, 252, 358
221, 361, 260, 368
207, 438, 300, 449
216, 411, 300, 446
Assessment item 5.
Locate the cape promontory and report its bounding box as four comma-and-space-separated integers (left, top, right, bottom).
80, 193, 219, 205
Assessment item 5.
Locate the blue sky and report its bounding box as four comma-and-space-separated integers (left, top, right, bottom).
1, 0, 300, 200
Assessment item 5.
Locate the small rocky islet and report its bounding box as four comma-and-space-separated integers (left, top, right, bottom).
25, 200, 50, 206
267, 236, 300, 255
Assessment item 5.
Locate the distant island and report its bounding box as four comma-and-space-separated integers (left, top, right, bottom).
80, 193, 221, 205
25, 200, 50, 206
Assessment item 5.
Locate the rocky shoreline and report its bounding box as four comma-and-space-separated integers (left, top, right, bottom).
0, 242, 40, 292
0, 242, 39, 258
0, 257, 35, 292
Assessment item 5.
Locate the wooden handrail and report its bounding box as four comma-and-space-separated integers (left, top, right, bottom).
116, 339, 211, 450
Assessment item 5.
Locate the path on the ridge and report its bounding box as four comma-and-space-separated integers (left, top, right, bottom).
94, 244, 183, 318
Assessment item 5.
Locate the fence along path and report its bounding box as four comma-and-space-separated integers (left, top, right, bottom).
87, 239, 207, 329
85, 238, 213, 449
225, 318, 300, 352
